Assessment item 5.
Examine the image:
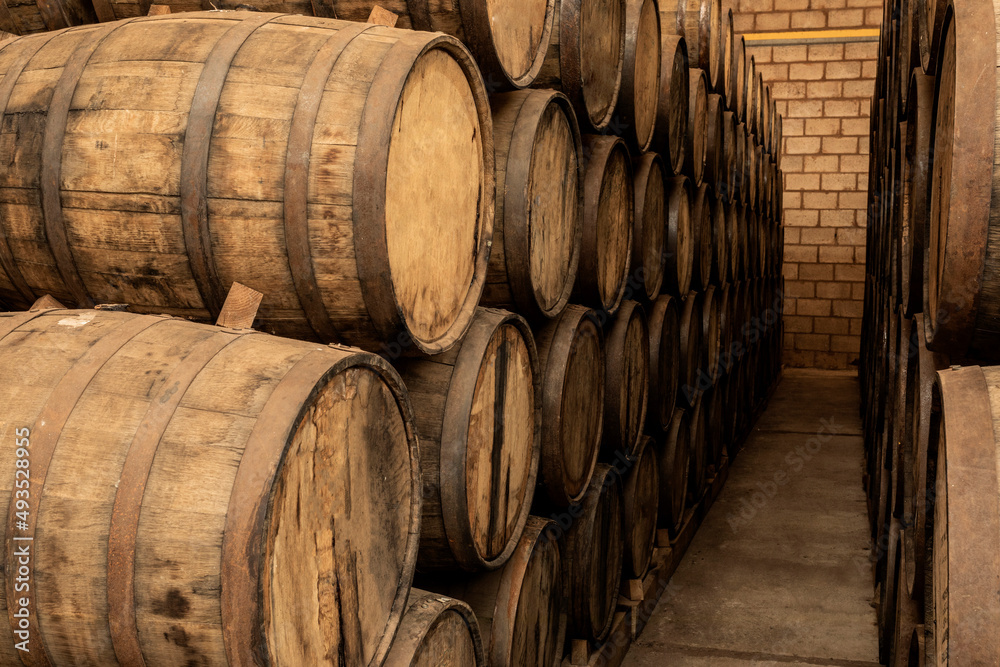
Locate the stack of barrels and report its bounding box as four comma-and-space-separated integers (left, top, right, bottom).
0, 0, 783, 664
862, 0, 1000, 664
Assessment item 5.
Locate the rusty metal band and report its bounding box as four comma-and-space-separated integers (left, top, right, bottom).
5, 313, 159, 667
181, 13, 278, 319
0, 33, 60, 305
283, 22, 371, 344
404, 0, 432, 31
41, 22, 133, 309
220, 348, 334, 666
106, 328, 243, 667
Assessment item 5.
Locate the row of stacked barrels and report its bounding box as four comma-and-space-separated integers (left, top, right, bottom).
862, 0, 1000, 664
0, 0, 783, 665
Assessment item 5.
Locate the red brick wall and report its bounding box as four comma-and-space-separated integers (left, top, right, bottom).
724, 1, 878, 369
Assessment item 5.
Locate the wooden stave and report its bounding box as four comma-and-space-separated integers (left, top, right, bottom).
602, 299, 650, 458
0, 307, 422, 667
677, 289, 702, 407
710, 194, 729, 286
622, 435, 658, 578
383, 589, 486, 667
532, 304, 605, 508
484, 89, 584, 321
573, 134, 635, 315
656, 408, 690, 536
562, 463, 625, 644
396, 307, 542, 572
704, 91, 724, 192
691, 182, 713, 291
700, 283, 720, 381
0, 14, 496, 357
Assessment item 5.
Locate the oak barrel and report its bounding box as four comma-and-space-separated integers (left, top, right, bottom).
661, 0, 720, 91
622, 436, 658, 579
395, 308, 541, 571
620, 0, 661, 151
686, 393, 707, 503
0, 306, 421, 667
656, 408, 690, 535
421, 516, 565, 667
678, 290, 702, 406
653, 34, 689, 174
704, 92, 723, 189
311, 0, 555, 90
647, 294, 681, 431
484, 89, 583, 320
603, 299, 649, 457
746, 54, 757, 135
534, 0, 626, 131
900, 71, 931, 319
533, 304, 605, 507
733, 34, 746, 122
664, 176, 693, 296
710, 194, 729, 285
632, 151, 668, 299
573, 135, 634, 314
383, 589, 486, 667
0, 13, 495, 356
0, 0, 94, 34
691, 182, 713, 291
684, 68, 709, 185
562, 463, 624, 643
701, 284, 720, 380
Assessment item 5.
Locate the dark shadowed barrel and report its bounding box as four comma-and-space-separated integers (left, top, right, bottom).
383, 589, 486, 667
623, 436, 659, 579
603, 299, 650, 457
656, 408, 690, 535
647, 294, 681, 431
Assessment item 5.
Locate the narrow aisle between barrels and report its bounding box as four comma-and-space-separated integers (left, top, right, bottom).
625, 369, 879, 666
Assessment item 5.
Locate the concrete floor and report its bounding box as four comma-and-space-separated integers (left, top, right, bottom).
625, 369, 880, 667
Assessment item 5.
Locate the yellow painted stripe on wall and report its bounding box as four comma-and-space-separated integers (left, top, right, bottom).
744, 28, 881, 41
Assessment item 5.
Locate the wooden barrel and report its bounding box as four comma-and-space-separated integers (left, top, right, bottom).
774, 113, 783, 170
900, 73, 929, 318
715, 281, 731, 370
753, 72, 764, 142
534, 0, 626, 131
0, 14, 495, 356
902, 313, 947, 603
484, 90, 583, 321
724, 355, 744, 453
656, 408, 690, 535
721, 8, 733, 104
701, 284, 720, 380
691, 182, 713, 291
603, 299, 649, 456
573, 135, 634, 314
623, 436, 658, 579
396, 308, 540, 571
383, 589, 486, 667
726, 200, 740, 283
704, 92, 724, 189
720, 110, 738, 202
632, 151, 668, 299
0, 0, 94, 34
731, 115, 745, 204
760, 84, 772, 155
733, 34, 746, 121
321, 0, 555, 90
421, 517, 565, 667
921, 1, 997, 358
686, 393, 707, 503
662, 0, 720, 92
0, 306, 421, 667
563, 463, 624, 643
710, 194, 729, 286
647, 294, 681, 431
916, 0, 945, 74
703, 381, 725, 467
664, 176, 694, 296
620, 0, 661, 151
908, 626, 925, 667
654, 34, 690, 174
534, 304, 605, 507
678, 290, 702, 406
926, 364, 1000, 664
684, 68, 709, 185
746, 54, 757, 135
891, 528, 923, 667
744, 127, 759, 209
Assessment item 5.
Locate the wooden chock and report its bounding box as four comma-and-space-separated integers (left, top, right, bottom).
147, 4, 170, 14
216, 282, 263, 329
30, 295, 64, 311
367, 5, 398, 27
